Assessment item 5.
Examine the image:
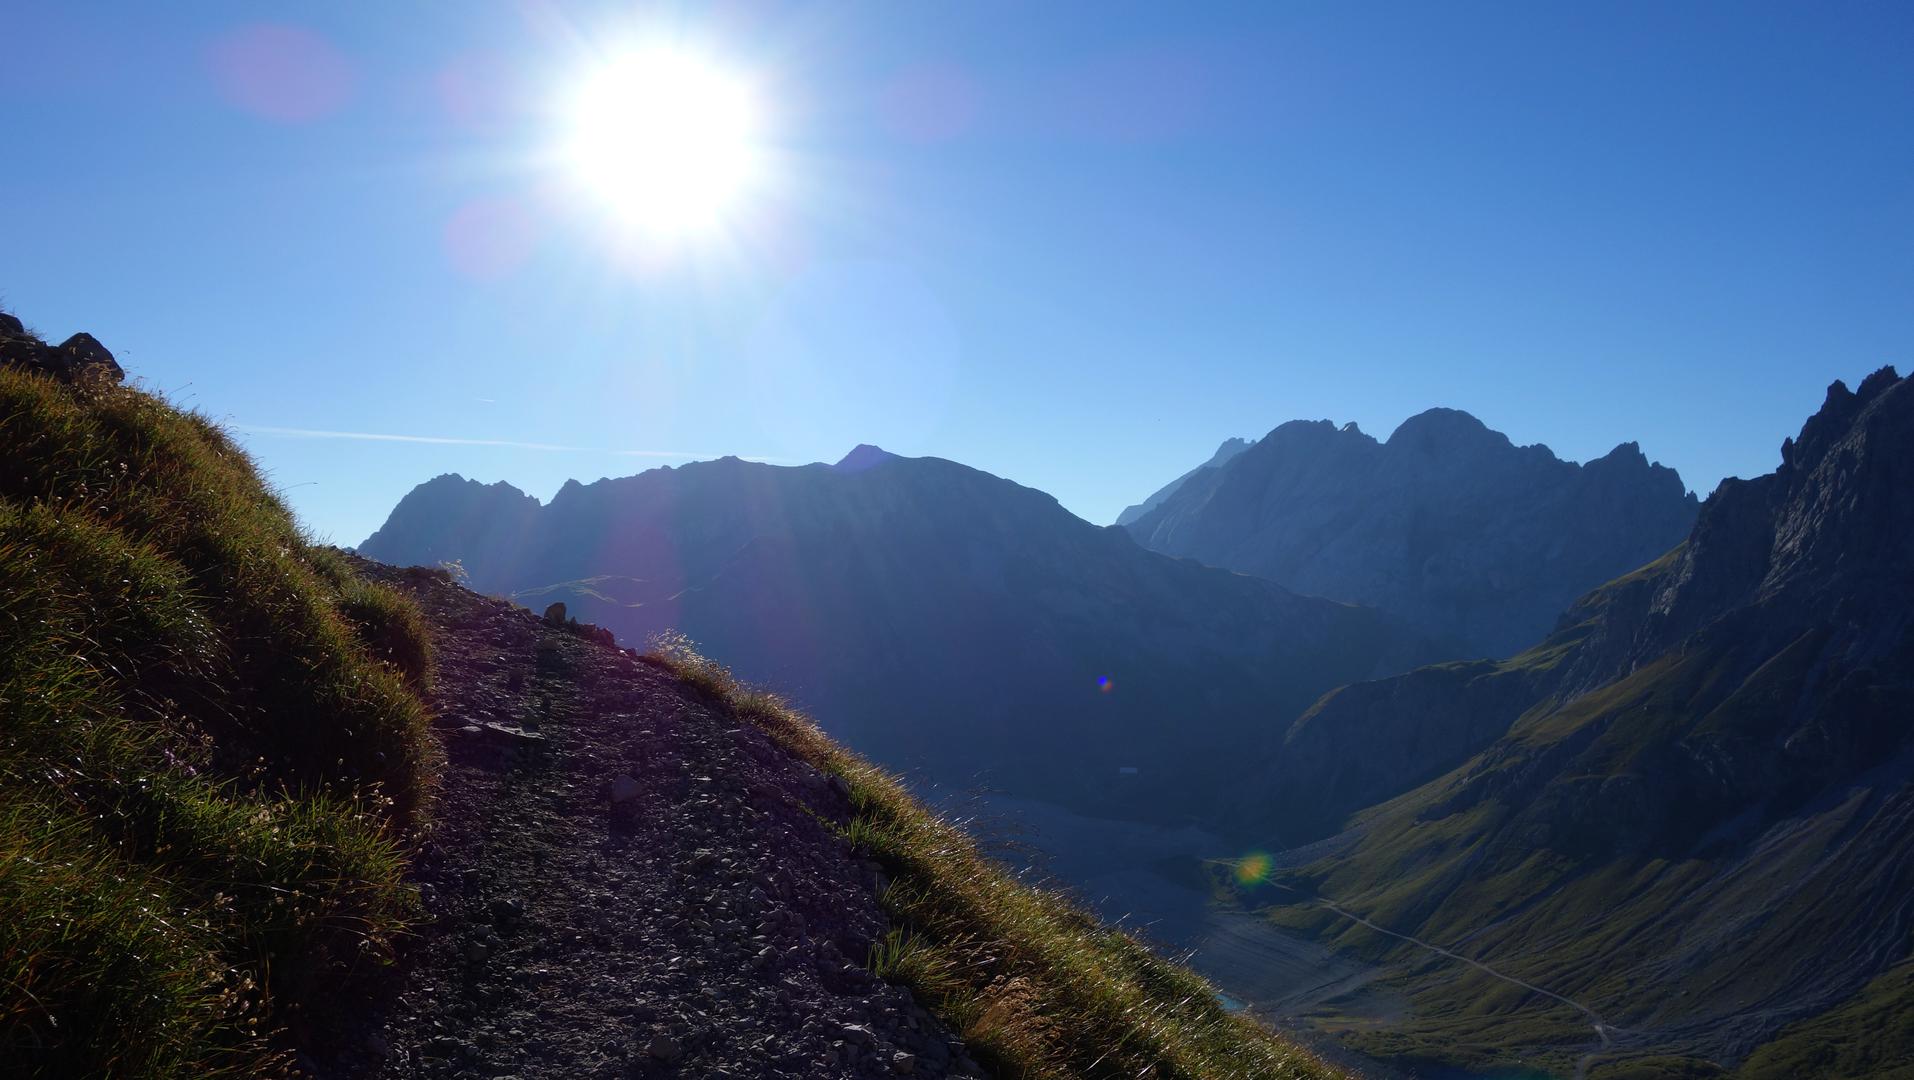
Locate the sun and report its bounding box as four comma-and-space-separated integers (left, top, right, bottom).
562, 48, 762, 236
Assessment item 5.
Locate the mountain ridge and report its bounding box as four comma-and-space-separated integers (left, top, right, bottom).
360, 448, 1444, 825
1123, 406, 1699, 658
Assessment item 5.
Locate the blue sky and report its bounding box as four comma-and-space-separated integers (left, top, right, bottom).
5, 2, 1911, 545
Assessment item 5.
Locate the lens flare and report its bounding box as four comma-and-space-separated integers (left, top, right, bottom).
1234, 851, 1272, 887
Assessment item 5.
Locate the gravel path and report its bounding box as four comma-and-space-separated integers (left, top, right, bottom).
326, 563, 987, 1080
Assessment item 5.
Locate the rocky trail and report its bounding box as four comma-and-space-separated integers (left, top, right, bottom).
325, 562, 988, 1080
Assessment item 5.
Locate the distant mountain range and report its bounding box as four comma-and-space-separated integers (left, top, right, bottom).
360, 446, 1440, 821
360, 386, 1914, 1076
1121, 409, 1699, 658
1247, 368, 1914, 1077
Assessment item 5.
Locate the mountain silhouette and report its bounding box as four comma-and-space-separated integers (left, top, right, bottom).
361, 450, 1443, 820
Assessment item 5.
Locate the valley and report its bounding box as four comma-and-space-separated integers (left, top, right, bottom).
354, 366, 1914, 1078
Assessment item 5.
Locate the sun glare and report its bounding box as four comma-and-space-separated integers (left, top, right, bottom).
562, 48, 761, 236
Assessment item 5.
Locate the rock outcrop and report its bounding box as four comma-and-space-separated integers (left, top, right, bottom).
1122, 410, 1697, 657
0, 311, 124, 384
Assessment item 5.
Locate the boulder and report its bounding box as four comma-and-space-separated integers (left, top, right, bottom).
645, 1032, 682, 1062
58, 333, 123, 382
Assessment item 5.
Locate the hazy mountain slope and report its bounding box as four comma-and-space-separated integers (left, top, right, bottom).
1245, 368, 1914, 1077
361, 447, 1441, 822
1114, 436, 1252, 526
1124, 410, 1698, 658
359, 473, 540, 575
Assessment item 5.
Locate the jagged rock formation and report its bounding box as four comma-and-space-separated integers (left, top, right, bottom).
1249, 368, 1914, 1077
1123, 410, 1698, 658
1113, 436, 1253, 526
360, 448, 1440, 822
360, 473, 541, 574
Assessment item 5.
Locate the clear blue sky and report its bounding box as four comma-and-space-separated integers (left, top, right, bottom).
5, 2, 1910, 545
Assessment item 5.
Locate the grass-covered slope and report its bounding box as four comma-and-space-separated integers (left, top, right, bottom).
646, 632, 1342, 1080
0, 353, 436, 1077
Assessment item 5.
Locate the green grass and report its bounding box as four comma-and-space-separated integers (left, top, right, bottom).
0, 367, 436, 1077
644, 631, 1342, 1080
1735, 961, 1914, 1079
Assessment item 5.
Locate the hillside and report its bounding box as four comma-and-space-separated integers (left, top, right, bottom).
1239, 368, 1914, 1077
360, 446, 1444, 824
0, 316, 436, 1076
342, 559, 1344, 1079
0, 311, 1344, 1079
1122, 409, 1698, 658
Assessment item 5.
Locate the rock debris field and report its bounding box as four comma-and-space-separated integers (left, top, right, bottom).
330, 562, 987, 1080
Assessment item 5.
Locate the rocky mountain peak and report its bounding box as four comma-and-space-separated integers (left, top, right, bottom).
1654, 366, 1910, 639
1126, 407, 1698, 657
359, 473, 541, 589
1205, 436, 1253, 463
1780, 365, 1902, 475
1385, 406, 1509, 457
834, 443, 899, 472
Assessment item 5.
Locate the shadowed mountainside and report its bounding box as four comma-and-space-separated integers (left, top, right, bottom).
1123, 409, 1698, 658
1244, 368, 1914, 1078
360, 446, 1445, 824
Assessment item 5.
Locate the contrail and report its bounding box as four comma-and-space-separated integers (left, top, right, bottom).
237, 424, 715, 458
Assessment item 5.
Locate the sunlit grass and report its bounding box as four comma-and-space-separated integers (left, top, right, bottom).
0, 367, 434, 1076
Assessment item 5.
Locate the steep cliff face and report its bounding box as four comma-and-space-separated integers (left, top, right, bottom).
362, 448, 1440, 823
1250, 368, 1914, 1077
1124, 410, 1698, 658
